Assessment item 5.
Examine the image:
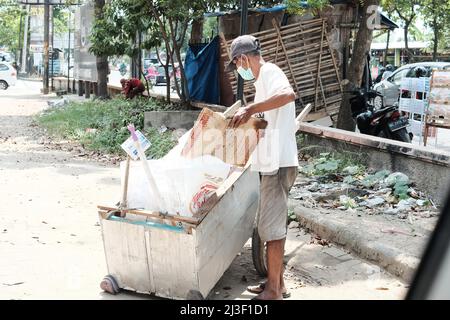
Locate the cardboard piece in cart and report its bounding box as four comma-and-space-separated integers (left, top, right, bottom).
181, 101, 268, 166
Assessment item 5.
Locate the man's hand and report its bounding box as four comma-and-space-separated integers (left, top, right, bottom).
230, 107, 253, 128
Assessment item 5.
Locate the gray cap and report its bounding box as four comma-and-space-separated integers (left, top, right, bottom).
225, 35, 261, 72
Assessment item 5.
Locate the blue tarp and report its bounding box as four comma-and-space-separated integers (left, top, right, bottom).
185, 36, 220, 105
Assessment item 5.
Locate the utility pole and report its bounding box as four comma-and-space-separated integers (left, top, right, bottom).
237, 0, 248, 102
43, 0, 50, 94
18, 8, 24, 68
51, 5, 54, 91
20, 5, 30, 75
67, 8, 71, 93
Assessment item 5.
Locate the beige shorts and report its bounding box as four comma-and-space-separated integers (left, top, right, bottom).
256, 167, 298, 243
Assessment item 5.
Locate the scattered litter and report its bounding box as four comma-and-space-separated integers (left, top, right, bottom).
376, 287, 389, 291
3, 282, 24, 287
291, 157, 438, 220
288, 221, 299, 229
364, 197, 385, 208
385, 172, 409, 187
380, 228, 415, 237
158, 125, 168, 134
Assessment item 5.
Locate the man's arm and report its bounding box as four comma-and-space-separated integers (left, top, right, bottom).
230, 87, 296, 128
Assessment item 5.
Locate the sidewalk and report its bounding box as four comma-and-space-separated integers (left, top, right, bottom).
289, 197, 437, 282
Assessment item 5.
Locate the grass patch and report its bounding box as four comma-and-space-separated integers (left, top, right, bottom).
37, 97, 179, 158
299, 152, 366, 176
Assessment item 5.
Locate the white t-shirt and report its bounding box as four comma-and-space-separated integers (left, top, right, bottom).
249, 62, 299, 173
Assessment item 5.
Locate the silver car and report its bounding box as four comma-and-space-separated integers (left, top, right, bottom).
374, 62, 450, 107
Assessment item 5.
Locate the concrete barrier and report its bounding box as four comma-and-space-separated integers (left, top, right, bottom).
298, 123, 450, 205
144, 111, 201, 130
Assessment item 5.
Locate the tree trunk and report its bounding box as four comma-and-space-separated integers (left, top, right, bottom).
337, 0, 380, 131
190, 17, 204, 44
168, 17, 189, 103
404, 22, 413, 63
432, 16, 438, 61
94, 0, 108, 98
384, 29, 390, 66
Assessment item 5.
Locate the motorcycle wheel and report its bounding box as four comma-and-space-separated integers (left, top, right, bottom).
378, 128, 411, 143
391, 128, 411, 143
252, 227, 267, 277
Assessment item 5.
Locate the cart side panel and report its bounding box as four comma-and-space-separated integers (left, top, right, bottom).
195, 169, 260, 297
146, 228, 197, 299
101, 219, 153, 293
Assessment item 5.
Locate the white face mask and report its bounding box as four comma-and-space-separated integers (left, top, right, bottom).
236, 55, 254, 81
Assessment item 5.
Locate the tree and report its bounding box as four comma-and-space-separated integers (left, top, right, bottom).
382, 0, 423, 63
0, 0, 25, 57
422, 0, 450, 61
336, 0, 381, 131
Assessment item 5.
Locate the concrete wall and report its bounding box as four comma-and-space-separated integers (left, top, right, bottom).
299, 123, 450, 205
144, 111, 201, 130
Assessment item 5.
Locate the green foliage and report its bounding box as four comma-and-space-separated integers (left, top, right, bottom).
89, 0, 159, 58
285, 0, 330, 15
145, 127, 178, 159
299, 152, 365, 176
0, 0, 25, 55
37, 97, 178, 156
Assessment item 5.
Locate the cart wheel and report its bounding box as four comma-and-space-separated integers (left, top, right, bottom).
251, 227, 267, 277
187, 290, 204, 300
100, 275, 120, 295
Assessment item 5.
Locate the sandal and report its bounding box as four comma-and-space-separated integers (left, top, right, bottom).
246, 282, 291, 298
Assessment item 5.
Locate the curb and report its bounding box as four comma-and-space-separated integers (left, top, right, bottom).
291, 201, 420, 282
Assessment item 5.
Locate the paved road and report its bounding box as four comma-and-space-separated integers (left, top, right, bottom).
0, 80, 408, 300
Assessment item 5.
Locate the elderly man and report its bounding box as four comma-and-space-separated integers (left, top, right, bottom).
226, 35, 298, 300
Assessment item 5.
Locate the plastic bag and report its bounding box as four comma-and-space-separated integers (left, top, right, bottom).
121, 154, 233, 217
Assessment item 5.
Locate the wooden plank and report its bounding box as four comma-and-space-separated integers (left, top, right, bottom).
195, 168, 259, 297
324, 29, 343, 93
220, 32, 248, 105
223, 100, 242, 118
272, 18, 303, 106
97, 205, 200, 226
295, 103, 312, 130
191, 101, 227, 112
314, 20, 326, 112
146, 227, 197, 299
197, 198, 258, 298
100, 218, 153, 294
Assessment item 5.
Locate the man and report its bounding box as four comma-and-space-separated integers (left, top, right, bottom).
226, 35, 298, 300
381, 64, 394, 81
120, 78, 145, 99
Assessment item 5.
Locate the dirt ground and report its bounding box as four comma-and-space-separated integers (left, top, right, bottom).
0, 80, 408, 300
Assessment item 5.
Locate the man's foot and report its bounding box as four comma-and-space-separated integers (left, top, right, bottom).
251, 288, 283, 300
247, 282, 290, 298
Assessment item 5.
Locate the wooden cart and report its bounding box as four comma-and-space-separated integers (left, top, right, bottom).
98, 164, 259, 299
97, 103, 311, 299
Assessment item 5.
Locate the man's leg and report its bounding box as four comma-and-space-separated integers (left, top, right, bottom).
254, 238, 285, 300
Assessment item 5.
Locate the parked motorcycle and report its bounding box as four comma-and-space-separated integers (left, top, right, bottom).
348, 86, 412, 143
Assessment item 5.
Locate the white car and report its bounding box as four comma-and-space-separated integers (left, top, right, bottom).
0, 62, 17, 90
374, 62, 450, 107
